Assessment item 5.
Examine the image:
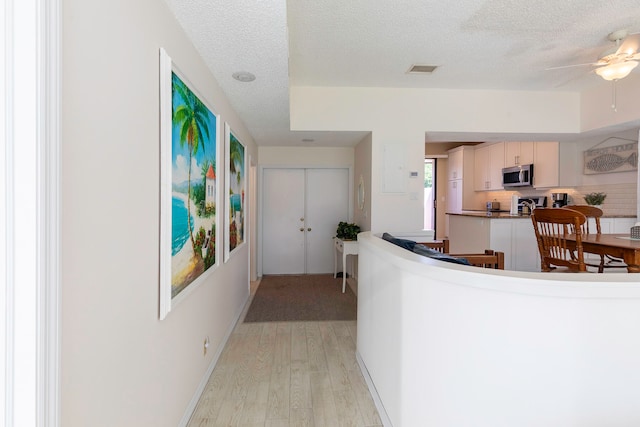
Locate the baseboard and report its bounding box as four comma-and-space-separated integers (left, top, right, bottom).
356, 351, 393, 427
177, 292, 251, 427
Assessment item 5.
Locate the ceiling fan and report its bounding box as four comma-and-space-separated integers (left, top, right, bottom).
549, 29, 640, 81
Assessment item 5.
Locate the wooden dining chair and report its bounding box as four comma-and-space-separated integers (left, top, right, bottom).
418, 239, 450, 253
530, 208, 588, 272
418, 239, 504, 269
562, 205, 627, 273
562, 205, 602, 234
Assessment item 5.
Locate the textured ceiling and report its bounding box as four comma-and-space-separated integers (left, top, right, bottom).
164, 0, 640, 147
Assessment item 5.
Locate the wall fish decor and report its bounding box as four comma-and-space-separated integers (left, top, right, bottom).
583, 139, 638, 175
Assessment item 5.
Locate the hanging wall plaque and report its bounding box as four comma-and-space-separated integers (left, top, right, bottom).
583, 138, 638, 175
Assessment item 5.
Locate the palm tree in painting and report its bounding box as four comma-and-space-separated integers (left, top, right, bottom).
173, 74, 210, 254
229, 137, 244, 251
229, 136, 243, 188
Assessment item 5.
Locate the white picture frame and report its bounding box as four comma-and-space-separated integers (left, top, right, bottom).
224, 122, 247, 262
159, 48, 221, 319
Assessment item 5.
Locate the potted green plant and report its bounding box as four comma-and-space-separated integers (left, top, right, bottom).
584, 192, 606, 206
336, 221, 360, 240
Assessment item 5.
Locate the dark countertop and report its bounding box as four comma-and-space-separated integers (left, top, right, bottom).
447, 211, 531, 219
447, 211, 637, 219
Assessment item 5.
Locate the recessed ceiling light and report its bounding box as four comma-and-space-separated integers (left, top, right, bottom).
232, 71, 256, 82
407, 64, 438, 74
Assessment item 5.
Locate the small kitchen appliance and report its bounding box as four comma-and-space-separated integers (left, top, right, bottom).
551, 193, 568, 207
502, 164, 534, 188
518, 196, 547, 214
486, 200, 501, 211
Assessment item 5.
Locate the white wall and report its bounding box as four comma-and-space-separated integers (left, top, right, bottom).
290, 86, 584, 233
290, 86, 581, 135
580, 75, 640, 133
290, 84, 640, 233
62, 1, 256, 425
258, 146, 353, 167
567, 128, 639, 186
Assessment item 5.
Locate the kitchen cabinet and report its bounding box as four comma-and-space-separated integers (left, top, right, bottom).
492, 218, 540, 272
474, 142, 505, 191
446, 179, 463, 213
446, 146, 480, 213
504, 141, 534, 167
533, 141, 577, 188
599, 217, 637, 233
532, 142, 559, 188
448, 147, 463, 180
447, 146, 477, 236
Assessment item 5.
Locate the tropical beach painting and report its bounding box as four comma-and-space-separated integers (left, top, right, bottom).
224, 123, 246, 261
159, 48, 220, 319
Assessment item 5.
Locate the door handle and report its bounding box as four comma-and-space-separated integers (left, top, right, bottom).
300, 228, 304, 232
307, 228, 312, 232
300, 217, 304, 221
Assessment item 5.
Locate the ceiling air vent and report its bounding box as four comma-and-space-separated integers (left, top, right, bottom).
407, 64, 438, 74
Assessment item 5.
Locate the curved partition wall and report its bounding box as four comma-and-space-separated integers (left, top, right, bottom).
357, 232, 640, 427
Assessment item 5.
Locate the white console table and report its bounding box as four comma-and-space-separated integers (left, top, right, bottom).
334, 237, 358, 293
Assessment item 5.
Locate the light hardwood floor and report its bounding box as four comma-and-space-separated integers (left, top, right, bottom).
187, 282, 382, 427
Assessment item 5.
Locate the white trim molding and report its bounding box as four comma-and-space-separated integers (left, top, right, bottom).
38, 0, 61, 425
3, 0, 61, 426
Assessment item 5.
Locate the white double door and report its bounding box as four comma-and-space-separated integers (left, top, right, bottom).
262, 168, 349, 275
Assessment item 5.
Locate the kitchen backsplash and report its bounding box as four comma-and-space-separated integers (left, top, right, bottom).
484, 183, 638, 217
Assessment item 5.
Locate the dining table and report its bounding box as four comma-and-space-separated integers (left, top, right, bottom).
567, 233, 640, 273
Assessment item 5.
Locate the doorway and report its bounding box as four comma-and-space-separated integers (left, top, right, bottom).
261, 168, 349, 275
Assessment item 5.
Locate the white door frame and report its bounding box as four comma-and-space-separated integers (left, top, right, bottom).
249, 156, 258, 282
257, 165, 353, 277
3, 0, 61, 426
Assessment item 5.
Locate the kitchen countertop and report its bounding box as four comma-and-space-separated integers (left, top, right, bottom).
447, 210, 637, 219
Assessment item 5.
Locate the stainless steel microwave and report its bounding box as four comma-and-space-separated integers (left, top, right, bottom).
502, 164, 533, 188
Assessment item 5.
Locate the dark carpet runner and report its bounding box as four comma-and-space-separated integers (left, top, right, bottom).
243, 274, 357, 322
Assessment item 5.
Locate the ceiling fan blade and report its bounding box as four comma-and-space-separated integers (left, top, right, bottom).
545, 62, 599, 71
616, 33, 640, 56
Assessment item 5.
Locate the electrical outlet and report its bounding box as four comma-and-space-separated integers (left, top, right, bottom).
203, 336, 210, 356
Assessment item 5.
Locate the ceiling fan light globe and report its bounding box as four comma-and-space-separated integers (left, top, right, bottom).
595, 60, 638, 81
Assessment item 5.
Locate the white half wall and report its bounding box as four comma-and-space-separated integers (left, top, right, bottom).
358, 232, 640, 427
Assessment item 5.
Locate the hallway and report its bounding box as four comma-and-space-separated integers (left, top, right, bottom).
187, 283, 382, 426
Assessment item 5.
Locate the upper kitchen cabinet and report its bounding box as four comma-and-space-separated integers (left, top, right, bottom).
474, 142, 505, 191
533, 141, 577, 188
504, 141, 534, 167
447, 145, 480, 211
448, 147, 463, 180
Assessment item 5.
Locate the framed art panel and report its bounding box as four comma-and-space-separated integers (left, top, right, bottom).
159, 48, 221, 319
224, 122, 246, 262
583, 138, 638, 175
